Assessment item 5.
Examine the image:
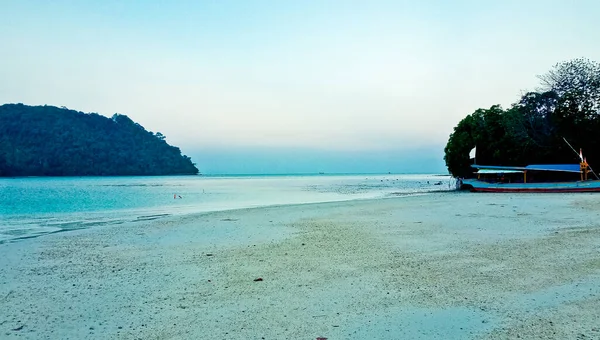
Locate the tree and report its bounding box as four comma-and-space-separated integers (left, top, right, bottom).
444, 58, 600, 177
514, 91, 558, 148
444, 106, 508, 177
537, 58, 600, 116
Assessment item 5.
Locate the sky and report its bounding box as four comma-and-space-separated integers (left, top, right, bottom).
1, 0, 600, 174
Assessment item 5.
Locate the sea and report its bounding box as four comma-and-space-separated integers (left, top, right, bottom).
0, 174, 455, 243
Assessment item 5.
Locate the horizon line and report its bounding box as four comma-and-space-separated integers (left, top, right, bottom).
200, 172, 450, 176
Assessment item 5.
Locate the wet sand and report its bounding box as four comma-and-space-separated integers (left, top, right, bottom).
1, 192, 600, 339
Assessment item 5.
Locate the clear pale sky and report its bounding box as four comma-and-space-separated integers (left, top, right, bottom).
2, 1, 599, 174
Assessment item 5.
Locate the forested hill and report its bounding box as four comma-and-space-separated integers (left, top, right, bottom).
0, 104, 199, 176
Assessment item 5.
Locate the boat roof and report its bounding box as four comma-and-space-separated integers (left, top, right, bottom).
472, 164, 581, 173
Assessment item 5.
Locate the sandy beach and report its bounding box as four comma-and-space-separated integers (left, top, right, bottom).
1, 192, 600, 339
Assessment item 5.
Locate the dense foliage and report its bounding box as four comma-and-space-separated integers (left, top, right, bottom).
0, 104, 199, 176
445, 58, 600, 178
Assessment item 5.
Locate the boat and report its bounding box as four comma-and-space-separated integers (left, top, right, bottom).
460, 161, 600, 192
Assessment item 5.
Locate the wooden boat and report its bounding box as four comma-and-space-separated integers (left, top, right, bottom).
460, 162, 600, 192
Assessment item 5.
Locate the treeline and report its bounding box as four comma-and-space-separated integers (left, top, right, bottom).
0, 104, 199, 176
444, 58, 600, 178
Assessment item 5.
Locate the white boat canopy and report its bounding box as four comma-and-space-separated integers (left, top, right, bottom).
476, 169, 524, 174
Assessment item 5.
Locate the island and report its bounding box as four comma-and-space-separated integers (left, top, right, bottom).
0, 104, 199, 176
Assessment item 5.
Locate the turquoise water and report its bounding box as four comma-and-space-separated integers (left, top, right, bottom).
0, 174, 453, 243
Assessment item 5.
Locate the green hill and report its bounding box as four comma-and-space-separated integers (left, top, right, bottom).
0, 104, 199, 176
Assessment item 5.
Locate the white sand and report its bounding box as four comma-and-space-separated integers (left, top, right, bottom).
1, 192, 600, 339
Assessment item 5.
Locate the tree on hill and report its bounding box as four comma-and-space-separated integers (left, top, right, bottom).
444, 58, 600, 178
537, 58, 600, 115
0, 104, 199, 176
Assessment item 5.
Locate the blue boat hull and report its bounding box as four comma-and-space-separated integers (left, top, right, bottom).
461, 179, 600, 193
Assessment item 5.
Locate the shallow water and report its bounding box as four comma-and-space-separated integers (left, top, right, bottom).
348, 306, 494, 339
0, 174, 453, 243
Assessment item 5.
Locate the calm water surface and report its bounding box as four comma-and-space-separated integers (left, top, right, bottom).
0, 174, 453, 243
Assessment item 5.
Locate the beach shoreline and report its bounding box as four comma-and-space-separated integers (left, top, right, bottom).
1, 192, 599, 339
0, 174, 453, 244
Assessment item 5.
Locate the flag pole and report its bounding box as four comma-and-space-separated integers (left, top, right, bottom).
563, 137, 599, 180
